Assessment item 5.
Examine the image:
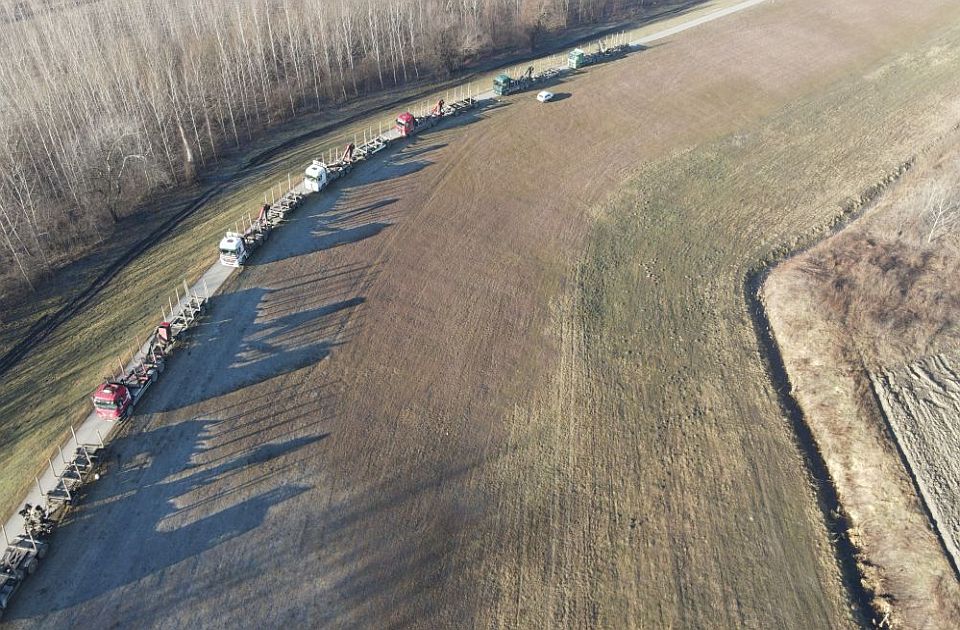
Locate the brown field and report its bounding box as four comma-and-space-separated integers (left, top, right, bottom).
6, 0, 960, 627
765, 139, 960, 629
0, 0, 737, 524
872, 355, 960, 570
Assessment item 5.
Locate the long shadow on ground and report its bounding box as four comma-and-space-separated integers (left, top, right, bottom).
7, 419, 325, 617
142, 285, 359, 413
140, 133, 470, 412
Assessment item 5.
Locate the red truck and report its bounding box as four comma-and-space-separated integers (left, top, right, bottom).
91, 382, 133, 420
395, 100, 446, 138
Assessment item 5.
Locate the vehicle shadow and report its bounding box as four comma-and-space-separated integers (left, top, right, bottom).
141, 279, 363, 413
8, 418, 326, 618
251, 109, 487, 267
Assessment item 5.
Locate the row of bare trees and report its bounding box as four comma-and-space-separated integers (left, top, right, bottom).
0, 0, 652, 292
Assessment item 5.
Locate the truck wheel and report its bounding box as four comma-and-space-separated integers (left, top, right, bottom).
37, 545, 47, 559
27, 558, 38, 574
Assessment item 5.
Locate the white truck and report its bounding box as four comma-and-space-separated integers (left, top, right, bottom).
218, 231, 255, 267
303, 158, 352, 193
216, 189, 303, 268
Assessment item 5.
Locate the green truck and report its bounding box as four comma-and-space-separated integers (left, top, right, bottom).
567, 43, 630, 70
493, 67, 535, 96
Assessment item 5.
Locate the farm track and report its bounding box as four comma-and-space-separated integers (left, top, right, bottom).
7, 0, 960, 627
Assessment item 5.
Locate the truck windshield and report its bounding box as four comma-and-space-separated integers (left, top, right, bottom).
220, 247, 237, 255
94, 399, 118, 410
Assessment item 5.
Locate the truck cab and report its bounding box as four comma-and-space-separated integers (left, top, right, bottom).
493, 74, 513, 96
303, 160, 330, 192
568, 48, 587, 69
92, 382, 132, 419
218, 233, 249, 267
396, 112, 416, 137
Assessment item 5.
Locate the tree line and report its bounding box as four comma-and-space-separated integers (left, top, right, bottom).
0, 0, 655, 291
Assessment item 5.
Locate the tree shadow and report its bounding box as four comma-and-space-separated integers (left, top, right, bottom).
7, 378, 517, 628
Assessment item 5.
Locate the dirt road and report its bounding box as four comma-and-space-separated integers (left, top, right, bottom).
8, 0, 960, 627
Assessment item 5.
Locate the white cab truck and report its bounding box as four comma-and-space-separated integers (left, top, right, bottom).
303, 158, 351, 192
218, 232, 253, 267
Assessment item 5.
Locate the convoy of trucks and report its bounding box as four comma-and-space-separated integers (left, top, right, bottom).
0, 36, 634, 618
91, 291, 205, 422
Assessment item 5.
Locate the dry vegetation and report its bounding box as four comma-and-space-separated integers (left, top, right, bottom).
802, 165, 960, 368
764, 137, 960, 627
0, 0, 658, 293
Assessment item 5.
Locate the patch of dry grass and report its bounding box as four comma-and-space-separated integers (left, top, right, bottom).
800, 166, 960, 367
764, 134, 960, 629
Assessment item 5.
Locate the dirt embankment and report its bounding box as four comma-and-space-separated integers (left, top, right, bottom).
764, 137, 960, 628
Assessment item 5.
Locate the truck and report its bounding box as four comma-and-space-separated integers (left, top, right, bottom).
92, 292, 206, 420
218, 210, 271, 267
217, 189, 304, 269
92, 342, 166, 420
0, 535, 46, 620
492, 65, 563, 97
493, 67, 536, 96
567, 42, 630, 70
303, 160, 350, 193
395, 100, 445, 138
304, 144, 356, 193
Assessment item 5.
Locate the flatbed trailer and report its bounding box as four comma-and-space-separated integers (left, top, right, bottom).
92, 286, 207, 420
492, 66, 561, 96
397, 95, 477, 137
43, 443, 102, 507
0, 535, 47, 620
567, 42, 631, 69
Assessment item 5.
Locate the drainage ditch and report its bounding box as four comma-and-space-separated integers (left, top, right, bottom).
743, 157, 915, 627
